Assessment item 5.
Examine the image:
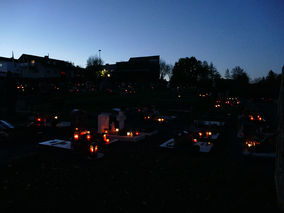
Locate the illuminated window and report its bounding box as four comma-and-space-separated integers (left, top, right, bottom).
31, 60, 35, 64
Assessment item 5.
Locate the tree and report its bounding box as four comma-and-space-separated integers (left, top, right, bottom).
225, 69, 231, 79
170, 57, 202, 87
170, 57, 221, 88
208, 62, 221, 80
266, 70, 277, 81
231, 66, 249, 83
86, 55, 104, 80
198, 61, 221, 88
159, 59, 173, 80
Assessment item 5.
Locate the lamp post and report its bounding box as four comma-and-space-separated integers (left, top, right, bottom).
98, 49, 101, 61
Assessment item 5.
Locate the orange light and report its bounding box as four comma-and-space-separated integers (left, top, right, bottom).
87, 134, 91, 141
103, 133, 109, 143
115, 128, 119, 132
249, 115, 254, 121
198, 132, 203, 137
193, 138, 197, 143
258, 117, 262, 121
135, 131, 139, 136
37, 117, 42, 122
74, 134, 79, 140
245, 140, 260, 147
104, 129, 109, 134
127, 132, 133, 136
90, 145, 98, 153
206, 131, 212, 136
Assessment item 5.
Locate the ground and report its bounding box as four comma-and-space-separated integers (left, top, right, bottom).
0, 91, 281, 212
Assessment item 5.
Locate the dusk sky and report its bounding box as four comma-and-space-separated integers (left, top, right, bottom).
0, 0, 283, 79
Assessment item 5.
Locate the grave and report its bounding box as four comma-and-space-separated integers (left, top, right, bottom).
97, 109, 155, 142
38, 139, 104, 159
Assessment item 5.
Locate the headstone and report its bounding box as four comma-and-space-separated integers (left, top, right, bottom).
98, 113, 110, 134
116, 111, 126, 130
71, 109, 87, 129
110, 122, 115, 133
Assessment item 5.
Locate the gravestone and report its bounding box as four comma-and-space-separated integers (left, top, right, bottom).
98, 113, 110, 134
116, 111, 126, 130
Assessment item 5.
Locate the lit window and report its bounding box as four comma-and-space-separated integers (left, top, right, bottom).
31, 60, 35, 64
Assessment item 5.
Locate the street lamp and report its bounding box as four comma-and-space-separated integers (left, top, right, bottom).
98, 49, 101, 60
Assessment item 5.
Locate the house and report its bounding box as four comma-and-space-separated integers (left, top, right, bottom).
0, 56, 21, 77
105, 55, 160, 87
17, 54, 74, 79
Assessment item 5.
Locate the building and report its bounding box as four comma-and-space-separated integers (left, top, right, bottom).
106, 55, 160, 86
0, 56, 21, 77
18, 54, 74, 78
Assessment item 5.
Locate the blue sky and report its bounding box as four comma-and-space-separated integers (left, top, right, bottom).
0, 0, 283, 79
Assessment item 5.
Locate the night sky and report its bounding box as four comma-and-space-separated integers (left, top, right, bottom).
1, 0, 283, 79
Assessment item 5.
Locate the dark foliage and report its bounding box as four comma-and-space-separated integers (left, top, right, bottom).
169, 57, 220, 89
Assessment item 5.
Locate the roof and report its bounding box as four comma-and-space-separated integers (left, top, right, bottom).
0, 56, 15, 62
18, 54, 72, 66
129, 55, 159, 63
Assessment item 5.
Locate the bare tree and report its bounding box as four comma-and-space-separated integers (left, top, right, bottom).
160, 59, 173, 80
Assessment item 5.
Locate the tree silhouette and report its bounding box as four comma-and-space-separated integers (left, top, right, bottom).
170, 57, 221, 89
266, 70, 277, 81
159, 59, 173, 80
208, 62, 221, 81
170, 57, 202, 87
225, 69, 231, 79
86, 55, 104, 80
231, 66, 249, 83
